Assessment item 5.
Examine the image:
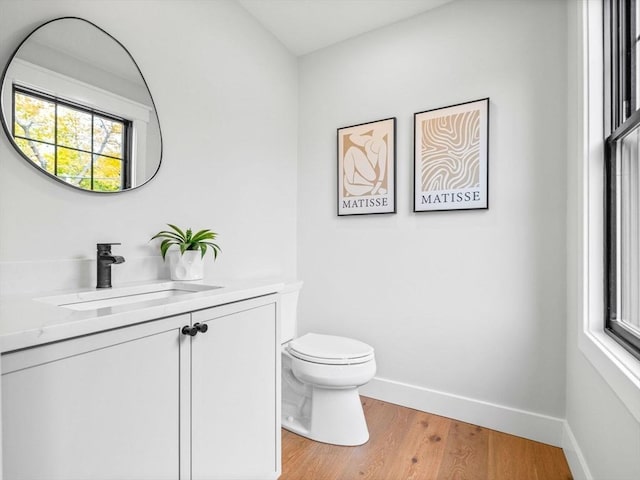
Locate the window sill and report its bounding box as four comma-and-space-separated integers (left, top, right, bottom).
579, 327, 640, 423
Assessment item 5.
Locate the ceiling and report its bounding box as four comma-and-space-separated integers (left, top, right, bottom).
237, 0, 454, 56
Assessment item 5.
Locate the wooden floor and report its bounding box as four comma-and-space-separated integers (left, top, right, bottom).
280, 397, 572, 480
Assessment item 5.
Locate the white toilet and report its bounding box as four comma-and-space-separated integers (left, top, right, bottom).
280, 281, 376, 446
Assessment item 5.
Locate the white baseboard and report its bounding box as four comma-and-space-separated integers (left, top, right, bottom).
561, 422, 593, 480
360, 376, 565, 447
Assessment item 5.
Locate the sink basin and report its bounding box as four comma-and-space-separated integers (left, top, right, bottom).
36, 282, 221, 311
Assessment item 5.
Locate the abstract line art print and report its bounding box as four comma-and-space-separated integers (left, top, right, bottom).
414, 98, 489, 212
338, 117, 396, 216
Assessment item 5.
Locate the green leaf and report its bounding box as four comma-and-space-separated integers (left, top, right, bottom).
202, 241, 220, 259
167, 224, 187, 241
159, 239, 173, 260
191, 229, 216, 243
150, 231, 183, 242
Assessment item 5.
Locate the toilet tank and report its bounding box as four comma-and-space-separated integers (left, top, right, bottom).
280, 281, 303, 344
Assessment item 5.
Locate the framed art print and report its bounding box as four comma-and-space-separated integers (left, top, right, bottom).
338, 117, 396, 216
414, 98, 489, 212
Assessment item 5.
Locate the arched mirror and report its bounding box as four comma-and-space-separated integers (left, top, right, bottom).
0, 17, 162, 193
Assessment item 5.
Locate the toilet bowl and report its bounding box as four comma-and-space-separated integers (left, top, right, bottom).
280, 282, 376, 446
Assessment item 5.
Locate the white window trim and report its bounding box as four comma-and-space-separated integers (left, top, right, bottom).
579, 0, 640, 423
1, 58, 152, 185
4, 58, 151, 123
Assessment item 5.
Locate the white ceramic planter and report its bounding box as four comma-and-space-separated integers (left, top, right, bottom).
168, 250, 204, 281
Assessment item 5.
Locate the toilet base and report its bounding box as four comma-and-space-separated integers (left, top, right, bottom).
282, 385, 369, 446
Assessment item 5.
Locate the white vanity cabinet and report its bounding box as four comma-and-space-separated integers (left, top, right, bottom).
1, 293, 280, 480
190, 299, 280, 480
2, 313, 187, 480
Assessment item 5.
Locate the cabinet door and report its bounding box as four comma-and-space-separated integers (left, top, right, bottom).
190, 295, 280, 480
2, 314, 189, 480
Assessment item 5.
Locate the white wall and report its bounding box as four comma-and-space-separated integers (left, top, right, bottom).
0, 0, 298, 294
297, 0, 568, 443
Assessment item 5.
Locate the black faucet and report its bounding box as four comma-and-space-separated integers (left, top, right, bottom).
96, 243, 125, 288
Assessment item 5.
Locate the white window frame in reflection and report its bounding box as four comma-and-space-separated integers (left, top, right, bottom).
1, 58, 152, 188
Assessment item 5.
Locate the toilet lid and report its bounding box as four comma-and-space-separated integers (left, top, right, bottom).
287, 333, 374, 365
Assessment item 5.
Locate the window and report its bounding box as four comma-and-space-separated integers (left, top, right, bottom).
12, 86, 131, 192
605, 0, 640, 359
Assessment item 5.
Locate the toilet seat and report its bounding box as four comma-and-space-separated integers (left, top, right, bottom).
287, 333, 374, 365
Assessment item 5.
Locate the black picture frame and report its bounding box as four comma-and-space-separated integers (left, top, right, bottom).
413, 98, 489, 212
337, 117, 396, 216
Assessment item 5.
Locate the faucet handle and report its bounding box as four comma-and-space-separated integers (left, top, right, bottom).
97, 243, 121, 252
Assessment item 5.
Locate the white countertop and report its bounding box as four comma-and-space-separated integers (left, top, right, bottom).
0, 279, 284, 353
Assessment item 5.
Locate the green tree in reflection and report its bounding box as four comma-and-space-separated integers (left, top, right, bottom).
14, 91, 124, 192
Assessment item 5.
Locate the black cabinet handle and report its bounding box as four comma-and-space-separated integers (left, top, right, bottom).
181, 323, 208, 336
194, 322, 208, 333
182, 325, 198, 336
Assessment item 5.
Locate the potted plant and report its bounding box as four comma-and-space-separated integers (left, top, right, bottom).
150, 224, 221, 281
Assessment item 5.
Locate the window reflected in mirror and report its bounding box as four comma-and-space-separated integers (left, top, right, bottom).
13, 87, 130, 191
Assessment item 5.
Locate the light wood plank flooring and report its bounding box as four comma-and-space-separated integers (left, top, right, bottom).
280, 396, 572, 480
